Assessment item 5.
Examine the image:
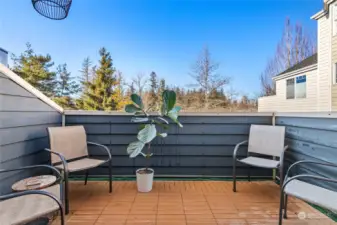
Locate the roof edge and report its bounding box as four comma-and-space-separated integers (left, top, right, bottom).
0, 64, 64, 113
272, 64, 317, 81
311, 10, 327, 20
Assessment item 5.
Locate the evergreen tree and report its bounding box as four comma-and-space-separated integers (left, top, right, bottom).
148, 71, 159, 110
12, 43, 57, 97
53, 64, 80, 109
82, 47, 117, 111
158, 78, 166, 108
79, 57, 92, 90
55, 64, 80, 97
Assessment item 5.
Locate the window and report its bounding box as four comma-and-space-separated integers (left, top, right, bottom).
286, 78, 295, 99
286, 75, 307, 99
296, 75, 306, 98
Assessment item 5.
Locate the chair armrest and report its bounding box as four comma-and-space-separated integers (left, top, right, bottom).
233, 140, 248, 160
44, 148, 69, 173
284, 160, 337, 181
0, 165, 62, 182
87, 142, 112, 161
282, 174, 337, 191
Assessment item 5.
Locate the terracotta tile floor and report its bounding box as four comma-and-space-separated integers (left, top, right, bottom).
53, 181, 335, 225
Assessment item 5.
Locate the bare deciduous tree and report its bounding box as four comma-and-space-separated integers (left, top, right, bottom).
190, 46, 230, 109
260, 17, 317, 96
131, 73, 148, 97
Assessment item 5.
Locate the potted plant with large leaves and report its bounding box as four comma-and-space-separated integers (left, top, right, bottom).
125, 90, 183, 192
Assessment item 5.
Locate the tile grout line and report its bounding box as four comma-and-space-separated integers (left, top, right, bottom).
202, 181, 217, 225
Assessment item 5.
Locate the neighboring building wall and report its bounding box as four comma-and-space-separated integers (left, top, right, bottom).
258, 69, 317, 112
65, 113, 273, 177
276, 115, 337, 191
0, 72, 62, 194
331, 4, 337, 110
317, 13, 332, 111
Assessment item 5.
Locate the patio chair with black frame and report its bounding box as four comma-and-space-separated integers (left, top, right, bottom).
0, 165, 65, 225
279, 160, 337, 225
45, 125, 112, 214
233, 124, 288, 192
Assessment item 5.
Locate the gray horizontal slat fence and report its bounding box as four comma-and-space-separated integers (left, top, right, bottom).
0, 73, 62, 194
276, 116, 337, 191
65, 114, 273, 177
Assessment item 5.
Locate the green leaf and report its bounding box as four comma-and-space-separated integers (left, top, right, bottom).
131, 117, 149, 123
126, 141, 145, 158
137, 124, 157, 143
157, 133, 168, 138
167, 106, 183, 128
125, 104, 141, 113
131, 94, 144, 109
162, 90, 176, 113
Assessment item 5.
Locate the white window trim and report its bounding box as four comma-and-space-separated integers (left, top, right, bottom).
332, 62, 337, 84
286, 75, 307, 100
333, 4, 337, 36
286, 78, 295, 100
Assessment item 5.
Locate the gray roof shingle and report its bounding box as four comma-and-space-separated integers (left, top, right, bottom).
277, 53, 317, 76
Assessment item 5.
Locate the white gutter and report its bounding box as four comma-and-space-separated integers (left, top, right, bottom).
311, 10, 327, 20
272, 64, 317, 81
0, 64, 64, 113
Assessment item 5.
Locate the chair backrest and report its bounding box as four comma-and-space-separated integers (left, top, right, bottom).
248, 125, 285, 157
47, 125, 88, 164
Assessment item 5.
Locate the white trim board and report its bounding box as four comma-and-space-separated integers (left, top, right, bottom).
273, 64, 317, 81
0, 64, 64, 113
312, 10, 328, 20
64, 110, 273, 117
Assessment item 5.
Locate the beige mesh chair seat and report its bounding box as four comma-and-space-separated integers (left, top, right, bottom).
0, 185, 60, 225
278, 160, 337, 225
233, 125, 288, 192
239, 156, 280, 169
45, 125, 112, 214
0, 165, 65, 225
55, 158, 106, 172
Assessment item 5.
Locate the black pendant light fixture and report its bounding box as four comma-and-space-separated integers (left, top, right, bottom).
32, 0, 72, 20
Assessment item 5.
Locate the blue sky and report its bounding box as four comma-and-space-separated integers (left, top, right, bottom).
0, 0, 321, 97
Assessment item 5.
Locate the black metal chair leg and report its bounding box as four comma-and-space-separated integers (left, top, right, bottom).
84, 170, 89, 185
109, 159, 112, 193
283, 194, 288, 219
278, 189, 284, 225
64, 171, 69, 214
233, 159, 237, 192
248, 166, 251, 182
60, 205, 65, 225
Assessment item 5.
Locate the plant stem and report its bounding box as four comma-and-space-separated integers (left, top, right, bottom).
146, 142, 151, 172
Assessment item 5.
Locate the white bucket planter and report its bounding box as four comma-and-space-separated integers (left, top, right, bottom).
136, 168, 154, 192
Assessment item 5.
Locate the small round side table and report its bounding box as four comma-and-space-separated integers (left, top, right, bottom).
12, 175, 57, 191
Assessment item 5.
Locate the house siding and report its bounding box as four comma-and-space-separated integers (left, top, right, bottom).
258, 69, 317, 112
276, 116, 337, 191
0, 72, 62, 194
317, 13, 332, 111
331, 4, 337, 110
65, 114, 273, 177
